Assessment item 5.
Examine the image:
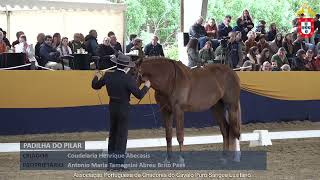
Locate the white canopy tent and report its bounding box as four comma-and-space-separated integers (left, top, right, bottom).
0, 0, 127, 48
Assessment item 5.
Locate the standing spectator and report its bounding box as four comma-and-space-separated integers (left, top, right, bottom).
282, 33, 295, 65
292, 49, 306, 71
110, 35, 122, 52
130, 38, 144, 61
227, 32, 243, 68
258, 48, 271, 65
96, 37, 116, 69
257, 35, 270, 53
52, 33, 61, 49
39, 35, 62, 69
269, 33, 283, 55
293, 34, 308, 55
271, 47, 289, 70
236, 9, 254, 41
79, 33, 85, 44
0, 31, 8, 53
12, 31, 24, 47
255, 20, 267, 34
267, 23, 277, 41
313, 14, 320, 45
187, 38, 202, 67
85, 30, 98, 56
144, 35, 164, 57
35, 33, 45, 58
235, 31, 246, 61
1, 30, 11, 48
245, 31, 257, 54
317, 41, 320, 55
69, 33, 85, 54
205, 18, 218, 39
126, 34, 137, 53
218, 15, 233, 39
199, 41, 215, 64
107, 31, 115, 38
189, 16, 206, 38
261, 61, 272, 71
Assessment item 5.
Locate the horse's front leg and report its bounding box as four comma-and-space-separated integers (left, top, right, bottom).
160, 107, 173, 163
175, 106, 185, 164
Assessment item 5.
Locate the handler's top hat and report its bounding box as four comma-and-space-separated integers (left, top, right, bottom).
110, 53, 135, 67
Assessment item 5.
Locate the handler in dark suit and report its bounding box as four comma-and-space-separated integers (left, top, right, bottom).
91, 53, 150, 168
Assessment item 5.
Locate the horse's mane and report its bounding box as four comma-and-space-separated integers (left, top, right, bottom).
142, 56, 187, 70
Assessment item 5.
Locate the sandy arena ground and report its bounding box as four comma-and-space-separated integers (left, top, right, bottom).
0, 121, 319, 180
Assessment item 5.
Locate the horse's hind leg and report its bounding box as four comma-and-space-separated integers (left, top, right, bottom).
227, 103, 241, 161
211, 100, 229, 152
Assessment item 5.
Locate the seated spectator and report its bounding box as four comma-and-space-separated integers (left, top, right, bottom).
311, 55, 320, 71
271, 47, 289, 70
255, 20, 267, 35
269, 33, 283, 55
293, 35, 308, 55
214, 38, 229, 64
205, 18, 218, 39
227, 32, 243, 68
35, 33, 45, 58
241, 60, 253, 71
39, 35, 63, 69
261, 61, 272, 71
245, 31, 257, 54
281, 64, 291, 71
1, 30, 11, 48
130, 38, 144, 61
126, 34, 137, 53
144, 35, 164, 57
305, 49, 316, 71
199, 41, 215, 64
267, 23, 277, 41
187, 38, 202, 67
52, 33, 61, 49
69, 33, 86, 54
282, 33, 295, 64
218, 15, 233, 39
317, 42, 320, 55
258, 48, 271, 65
96, 37, 116, 69
271, 61, 280, 71
257, 35, 270, 53
107, 31, 115, 37
14, 35, 30, 54
56, 37, 72, 69
237, 9, 254, 41
57, 37, 72, 56
110, 35, 122, 52
292, 49, 307, 71
189, 16, 206, 38
246, 46, 259, 65
85, 30, 98, 56
12, 31, 24, 47
79, 33, 85, 44
0, 31, 8, 53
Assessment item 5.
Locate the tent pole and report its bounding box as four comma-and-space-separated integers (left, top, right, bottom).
5, 6, 11, 41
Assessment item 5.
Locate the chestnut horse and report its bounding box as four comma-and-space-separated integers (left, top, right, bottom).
134, 57, 241, 162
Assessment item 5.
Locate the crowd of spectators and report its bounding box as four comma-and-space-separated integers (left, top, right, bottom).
0, 28, 165, 70
188, 10, 320, 71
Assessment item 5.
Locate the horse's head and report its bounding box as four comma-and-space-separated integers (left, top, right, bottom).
129, 58, 148, 87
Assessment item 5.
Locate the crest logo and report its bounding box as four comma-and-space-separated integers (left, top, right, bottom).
296, 3, 316, 38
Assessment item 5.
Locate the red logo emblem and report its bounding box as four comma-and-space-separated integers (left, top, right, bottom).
298, 18, 314, 38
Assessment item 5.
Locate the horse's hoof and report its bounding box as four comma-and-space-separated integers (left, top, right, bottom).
163, 157, 170, 164
233, 151, 241, 162
178, 156, 185, 165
